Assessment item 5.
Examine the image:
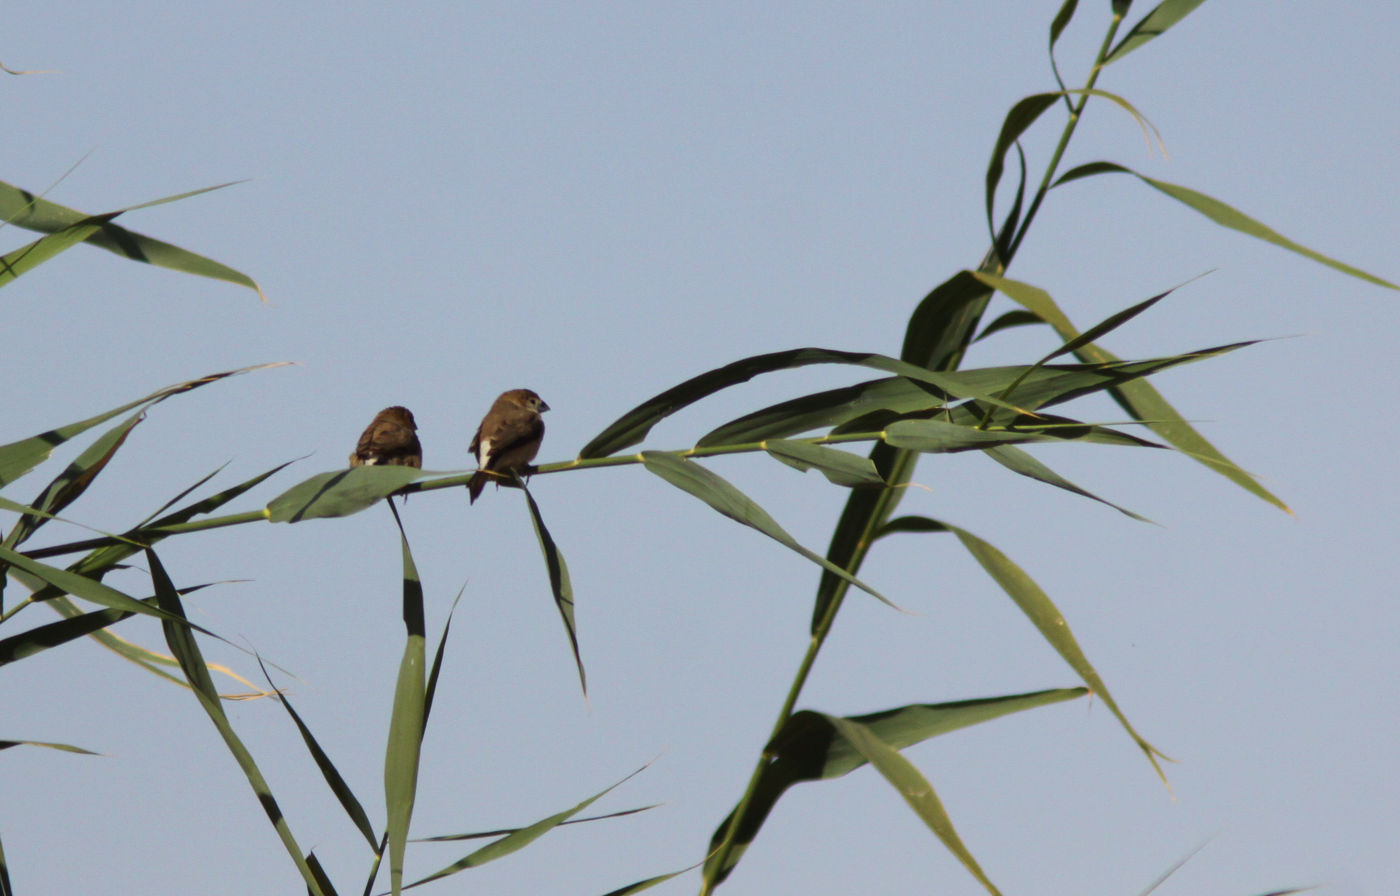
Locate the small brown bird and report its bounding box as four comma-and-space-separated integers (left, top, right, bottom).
468, 388, 549, 503
349, 406, 423, 468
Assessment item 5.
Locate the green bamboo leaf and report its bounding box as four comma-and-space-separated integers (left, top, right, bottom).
0, 545, 224, 636
1048, 0, 1081, 103
582, 347, 1048, 459
258, 656, 379, 852
0, 584, 219, 669
763, 439, 885, 487
305, 851, 341, 896
1053, 161, 1398, 290
0, 829, 11, 896
0, 738, 100, 756
640, 451, 900, 611
422, 587, 465, 734
704, 689, 1084, 886
982, 445, 1152, 522
1106, 0, 1210, 64
597, 865, 699, 896
0, 214, 115, 288
973, 271, 1287, 510
883, 418, 1046, 453
146, 548, 326, 895
0, 362, 290, 489
4, 411, 144, 549
973, 309, 1043, 342
385, 504, 426, 896
266, 466, 426, 523
0, 178, 264, 298
522, 486, 585, 696
700, 377, 945, 447
403, 766, 648, 889
986, 94, 1060, 239
827, 715, 1001, 895
415, 805, 658, 842
877, 517, 1170, 781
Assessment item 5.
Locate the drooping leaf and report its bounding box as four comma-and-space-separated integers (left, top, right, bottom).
704, 689, 1084, 886
876, 517, 1170, 781
0, 214, 117, 289
826, 715, 1002, 895
146, 548, 326, 895
415, 805, 658, 842
1053, 162, 1397, 290
266, 466, 425, 523
641, 452, 899, 611
258, 656, 379, 852
982, 445, 1151, 522
522, 486, 586, 696
986, 94, 1061, 240
0, 178, 264, 297
763, 440, 885, 487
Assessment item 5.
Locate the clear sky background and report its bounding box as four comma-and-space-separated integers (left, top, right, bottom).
4, 4, 1398, 895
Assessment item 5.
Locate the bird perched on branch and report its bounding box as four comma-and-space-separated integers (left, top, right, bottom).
349, 406, 422, 468
468, 389, 549, 503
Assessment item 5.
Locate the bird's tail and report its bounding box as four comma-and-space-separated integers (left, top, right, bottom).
467, 471, 487, 503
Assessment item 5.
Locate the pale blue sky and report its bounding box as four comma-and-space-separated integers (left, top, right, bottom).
4, 4, 1398, 895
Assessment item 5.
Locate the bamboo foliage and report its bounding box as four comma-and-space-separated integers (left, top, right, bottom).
1, 3, 1394, 895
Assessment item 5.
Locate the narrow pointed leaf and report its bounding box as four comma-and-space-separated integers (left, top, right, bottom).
986, 94, 1060, 238
0, 178, 264, 297
423, 588, 465, 732
5, 411, 144, 548
597, 865, 699, 896
1054, 162, 1397, 290
0, 583, 218, 668
259, 657, 379, 851
877, 517, 1169, 780
267, 466, 424, 523
305, 851, 341, 896
522, 487, 585, 696
641, 452, 899, 611
0, 738, 100, 756
1106, 0, 1210, 64
0, 363, 290, 489
146, 548, 326, 895
416, 805, 658, 842
384, 506, 426, 896
972, 271, 1287, 509
982, 445, 1151, 521
826, 715, 1001, 895
580, 347, 998, 459
704, 689, 1084, 885
763, 440, 885, 487
974, 309, 1043, 342
0, 215, 115, 288
404, 766, 648, 888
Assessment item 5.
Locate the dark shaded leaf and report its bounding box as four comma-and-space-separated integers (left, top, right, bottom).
0, 738, 100, 755
259, 657, 379, 851
704, 689, 1084, 886
974, 309, 1044, 342
522, 487, 585, 696
416, 805, 658, 842
147, 548, 326, 895
986, 94, 1061, 240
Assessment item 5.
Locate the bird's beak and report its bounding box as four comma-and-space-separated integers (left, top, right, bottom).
539, 401, 551, 413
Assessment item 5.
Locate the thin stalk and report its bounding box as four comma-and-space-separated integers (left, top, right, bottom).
698, 12, 1127, 893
